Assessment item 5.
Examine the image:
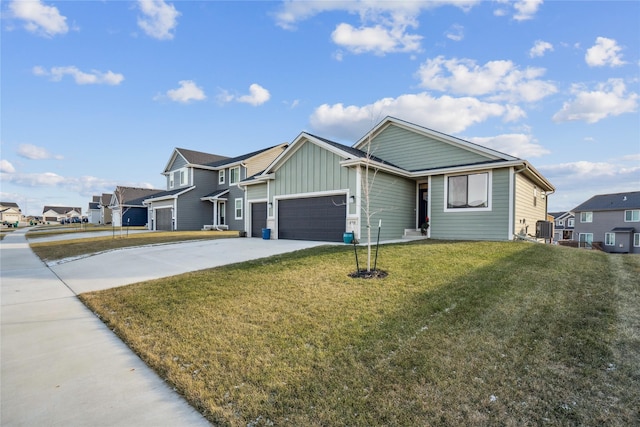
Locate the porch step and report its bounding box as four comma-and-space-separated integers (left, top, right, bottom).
403, 229, 428, 239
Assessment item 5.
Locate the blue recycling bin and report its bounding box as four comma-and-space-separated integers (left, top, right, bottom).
343, 232, 354, 244
262, 228, 271, 240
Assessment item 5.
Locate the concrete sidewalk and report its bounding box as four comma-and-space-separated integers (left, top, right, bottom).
0, 228, 211, 426
1, 229, 328, 426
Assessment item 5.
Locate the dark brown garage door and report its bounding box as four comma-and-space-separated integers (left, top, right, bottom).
155, 208, 172, 231
278, 195, 346, 242
251, 202, 267, 237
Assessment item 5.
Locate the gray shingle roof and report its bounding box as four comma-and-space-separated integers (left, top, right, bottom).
176, 148, 230, 165
115, 186, 165, 206
573, 191, 640, 212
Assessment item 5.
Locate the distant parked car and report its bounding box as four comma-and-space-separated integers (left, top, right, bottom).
71, 217, 81, 223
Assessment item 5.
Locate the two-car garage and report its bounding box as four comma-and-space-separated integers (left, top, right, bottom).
253, 195, 346, 242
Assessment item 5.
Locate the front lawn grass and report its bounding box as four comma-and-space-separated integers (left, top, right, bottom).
80, 241, 640, 426
30, 230, 238, 262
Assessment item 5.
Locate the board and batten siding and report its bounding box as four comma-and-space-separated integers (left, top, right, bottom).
273, 140, 357, 215
513, 172, 548, 237
361, 170, 415, 241
368, 125, 491, 171
430, 168, 511, 240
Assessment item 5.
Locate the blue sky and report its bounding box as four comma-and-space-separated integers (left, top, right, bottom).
1, 0, 639, 216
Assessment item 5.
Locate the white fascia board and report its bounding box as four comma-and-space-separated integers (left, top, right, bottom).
144, 186, 194, 203
339, 158, 412, 178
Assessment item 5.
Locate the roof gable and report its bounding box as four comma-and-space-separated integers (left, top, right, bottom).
113, 186, 165, 206
164, 148, 230, 173
353, 116, 518, 171
573, 191, 640, 212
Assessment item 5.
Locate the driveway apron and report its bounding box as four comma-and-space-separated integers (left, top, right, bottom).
1, 228, 210, 426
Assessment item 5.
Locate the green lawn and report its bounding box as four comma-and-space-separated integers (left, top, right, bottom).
79, 241, 640, 426
29, 230, 239, 261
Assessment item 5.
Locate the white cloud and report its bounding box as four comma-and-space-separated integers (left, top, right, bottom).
513, 0, 543, 21
274, 1, 478, 55
310, 92, 517, 140
163, 80, 206, 103
585, 37, 626, 67
468, 134, 550, 158
137, 0, 180, 40
445, 24, 464, 42
416, 56, 557, 103
237, 84, 271, 106
552, 79, 638, 123
540, 158, 640, 210
0, 160, 16, 173
529, 40, 553, 58
9, 0, 68, 37
218, 84, 271, 106
331, 22, 422, 55
33, 66, 124, 85
17, 144, 63, 160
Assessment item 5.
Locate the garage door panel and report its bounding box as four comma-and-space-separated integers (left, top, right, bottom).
156, 209, 172, 231
251, 203, 267, 237
278, 195, 346, 242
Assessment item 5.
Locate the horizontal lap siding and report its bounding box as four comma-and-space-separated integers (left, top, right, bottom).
514, 173, 547, 236
431, 169, 510, 240
363, 170, 415, 241
370, 125, 490, 171
247, 184, 268, 200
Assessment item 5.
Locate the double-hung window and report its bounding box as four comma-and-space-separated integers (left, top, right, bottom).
230, 166, 240, 185
605, 232, 615, 246
169, 173, 174, 188
234, 198, 243, 219
624, 210, 640, 222
580, 212, 593, 223
179, 168, 187, 186
219, 170, 225, 185
568, 218, 574, 227
446, 172, 490, 211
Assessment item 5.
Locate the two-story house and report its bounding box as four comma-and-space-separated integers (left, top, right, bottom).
572, 191, 640, 253
550, 211, 575, 242
144, 144, 287, 232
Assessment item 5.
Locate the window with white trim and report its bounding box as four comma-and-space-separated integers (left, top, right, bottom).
568, 218, 574, 227
230, 167, 240, 185
634, 233, 640, 247
446, 172, 490, 210
169, 173, 174, 188
558, 219, 564, 227
180, 168, 187, 186
219, 170, 225, 185
580, 212, 593, 223
234, 198, 243, 219
605, 232, 615, 246
624, 210, 640, 222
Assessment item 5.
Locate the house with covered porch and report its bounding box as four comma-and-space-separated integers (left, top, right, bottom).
240, 117, 555, 242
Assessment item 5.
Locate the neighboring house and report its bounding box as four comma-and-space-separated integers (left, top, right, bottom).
100, 193, 113, 225
144, 144, 287, 231
572, 191, 640, 254
42, 206, 82, 223
87, 195, 102, 224
110, 186, 164, 227
241, 116, 555, 242
0, 202, 22, 224
550, 211, 575, 242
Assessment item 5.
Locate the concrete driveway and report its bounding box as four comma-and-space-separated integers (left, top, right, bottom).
1, 229, 327, 426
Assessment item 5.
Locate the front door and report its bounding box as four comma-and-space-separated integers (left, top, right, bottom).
418, 186, 428, 228
218, 201, 226, 225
